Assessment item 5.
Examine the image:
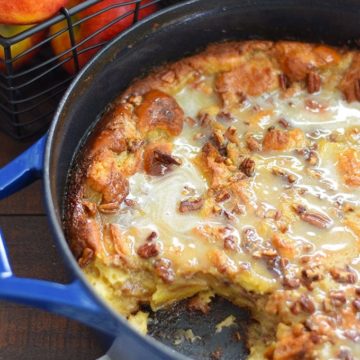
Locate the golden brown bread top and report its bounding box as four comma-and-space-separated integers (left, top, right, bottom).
64, 40, 360, 360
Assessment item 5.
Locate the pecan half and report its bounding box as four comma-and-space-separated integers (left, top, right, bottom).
307, 71, 321, 93
137, 242, 159, 259
292, 204, 332, 229
179, 197, 204, 213
239, 157, 255, 177
300, 211, 331, 228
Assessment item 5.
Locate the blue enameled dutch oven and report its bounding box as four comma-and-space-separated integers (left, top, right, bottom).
1, 0, 360, 359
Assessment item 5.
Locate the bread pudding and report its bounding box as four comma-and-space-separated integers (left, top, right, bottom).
65, 40, 360, 360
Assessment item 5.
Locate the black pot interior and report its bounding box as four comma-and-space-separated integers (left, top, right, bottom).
47, 0, 360, 358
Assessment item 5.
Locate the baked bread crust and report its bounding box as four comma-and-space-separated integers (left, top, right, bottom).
65, 41, 360, 360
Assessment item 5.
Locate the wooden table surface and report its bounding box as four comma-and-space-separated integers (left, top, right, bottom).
0, 132, 104, 360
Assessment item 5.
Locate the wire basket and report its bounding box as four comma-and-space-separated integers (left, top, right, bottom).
0, 0, 180, 140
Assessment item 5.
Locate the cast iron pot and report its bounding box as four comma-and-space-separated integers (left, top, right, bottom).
1, 0, 360, 359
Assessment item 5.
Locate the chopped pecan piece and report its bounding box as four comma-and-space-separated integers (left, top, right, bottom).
154, 150, 181, 167
278, 73, 291, 90
224, 126, 238, 144
299, 294, 316, 313
352, 299, 360, 312
290, 301, 302, 315
246, 135, 262, 152
301, 267, 324, 283
144, 143, 181, 176
124, 198, 137, 207
330, 290, 347, 307
306, 71, 321, 93
98, 202, 119, 214
198, 112, 212, 127
278, 118, 289, 128
283, 277, 300, 289
287, 174, 297, 183
154, 258, 175, 283
82, 200, 97, 216
241, 228, 262, 254
216, 111, 233, 122
179, 197, 204, 213
224, 235, 236, 251
213, 129, 227, 150
146, 231, 158, 242
330, 267, 357, 284
239, 157, 255, 177
137, 242, 159, 259
306, 150, 319, 166
215, 189, 231, 203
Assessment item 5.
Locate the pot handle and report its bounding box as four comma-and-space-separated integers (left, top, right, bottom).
0, 228, 118, 333
0, 136, 117, 335
0, 135, 46, 200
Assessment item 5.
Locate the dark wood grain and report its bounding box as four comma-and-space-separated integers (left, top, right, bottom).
0, 132, 104, 360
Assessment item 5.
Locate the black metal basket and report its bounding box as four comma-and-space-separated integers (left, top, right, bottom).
0, 0, 179, 140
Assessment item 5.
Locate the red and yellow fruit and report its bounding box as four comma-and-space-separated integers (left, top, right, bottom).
50, 0, 159, 74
